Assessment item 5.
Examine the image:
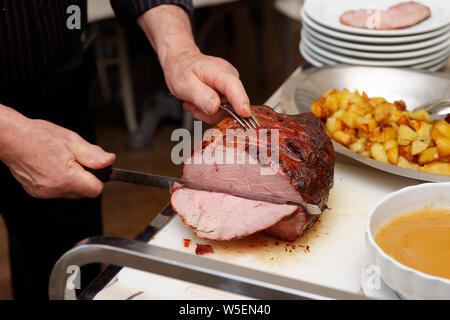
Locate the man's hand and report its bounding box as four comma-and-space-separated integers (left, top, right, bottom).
137, 5, 251, 124
0, 106, 115, 199
163, 50, 250, 124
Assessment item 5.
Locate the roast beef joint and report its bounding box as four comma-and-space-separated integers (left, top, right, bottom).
171, 105, 335, 242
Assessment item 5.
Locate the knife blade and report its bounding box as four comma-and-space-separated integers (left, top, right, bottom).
85, 166, 322, 216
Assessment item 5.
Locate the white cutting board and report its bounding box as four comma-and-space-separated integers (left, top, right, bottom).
99, 157, 419, 299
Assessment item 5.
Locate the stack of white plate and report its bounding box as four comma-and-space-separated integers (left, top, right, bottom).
300, 0, 450, 71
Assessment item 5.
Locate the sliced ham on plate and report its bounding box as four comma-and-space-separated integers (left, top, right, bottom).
340, 1, 431, 30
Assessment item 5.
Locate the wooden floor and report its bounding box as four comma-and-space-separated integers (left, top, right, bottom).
0, 4, 301, 299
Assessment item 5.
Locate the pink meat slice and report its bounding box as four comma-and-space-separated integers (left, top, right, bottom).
171, 187, 299, 241
340, 1, 431, 30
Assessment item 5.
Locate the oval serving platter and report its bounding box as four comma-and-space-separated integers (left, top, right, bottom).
279, 65, 450, 183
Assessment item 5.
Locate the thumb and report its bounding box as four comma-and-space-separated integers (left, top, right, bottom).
67, 134, 116, 169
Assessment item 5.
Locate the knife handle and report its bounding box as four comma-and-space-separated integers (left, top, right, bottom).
83, 166, 113, 182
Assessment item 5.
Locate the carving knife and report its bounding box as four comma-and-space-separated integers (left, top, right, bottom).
85, 166, 322, 216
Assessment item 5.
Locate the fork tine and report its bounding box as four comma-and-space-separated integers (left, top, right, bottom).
247, 117, 256, 128
219, 105, 249, 130
239, 116, 253, 130
247, 116, 258, 129
250, 114, 260, 128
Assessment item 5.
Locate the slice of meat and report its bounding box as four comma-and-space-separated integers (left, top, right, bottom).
171, 187, 299, 241
340, 1, 431, 30
171, 105, 335, 241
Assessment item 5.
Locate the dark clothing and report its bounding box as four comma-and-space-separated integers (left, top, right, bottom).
0, 60, 102, 300
0, 0, 193, 113
0, 0, 192, 299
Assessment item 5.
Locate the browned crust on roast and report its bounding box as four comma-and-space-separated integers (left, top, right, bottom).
213, 106, 335, 209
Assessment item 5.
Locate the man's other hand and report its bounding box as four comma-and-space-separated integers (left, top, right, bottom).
2, 118, 115, 199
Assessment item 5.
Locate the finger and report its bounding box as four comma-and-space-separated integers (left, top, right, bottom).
66, 163, 105, 199
202, 69, 251, 117
175, 76, 222, 115
67, 133, 116, 169
183, 102, 225, 124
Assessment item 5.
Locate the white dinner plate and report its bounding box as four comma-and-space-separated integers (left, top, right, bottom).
303, 28, 450, 60
413, 53, 450, 69
303, 23, 450, 53
301, 8, 450, 44
427, 62, 447, 72
302, 36, 450, 67
304, 0, 450, 36
300, 38, 450, 71
427, 58, 449, 71
299, 41, 326, 67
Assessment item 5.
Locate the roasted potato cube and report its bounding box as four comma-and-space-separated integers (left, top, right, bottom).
362, 93, 376, 109
418, 147, 440, 165
357, 130, 368, 139
393, 100, 406, 111
369, 126, 397, 143
338, 91, 350, 108
348, 103, 368, 116
311, 98, 331, 120
399, 145, 414, 162
388, 109, 403, 124
431, 124, 446, 142
333, 109, 345, 119
408, 108, 431, 122
383, 139, 398, 151
398, 156, 419, 170
386, 147, 399, 165
333, 130, 353, 146
434, 120, 450, 138
326, 117, 341, 135
397, 114, 411, 127
434, 136, 450, 158
415, 121, 433, 140
419, 162, 450, 176
349, 138, 366, 153
339, 111, 359, 128
370, 143, 388, 163
374, 104, 388, 123
355, 117, 376, 133
398, 124, 417, 146
410, 120, 421, 132
383, 140, 398, 165
411, 139, 430, 156
372, 97, 387, 105
323, 94, 339, 113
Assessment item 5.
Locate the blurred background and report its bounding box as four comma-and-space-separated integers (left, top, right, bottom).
0, 0, 304, 299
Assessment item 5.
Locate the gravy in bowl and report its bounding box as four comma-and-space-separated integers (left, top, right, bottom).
375, 208, 450, 280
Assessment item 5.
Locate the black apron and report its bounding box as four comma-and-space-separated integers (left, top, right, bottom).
0, 0, 102, 300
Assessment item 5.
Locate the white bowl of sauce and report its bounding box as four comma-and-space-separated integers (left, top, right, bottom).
366, 182, 450, 300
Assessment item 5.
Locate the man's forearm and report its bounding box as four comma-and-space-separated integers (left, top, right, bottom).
0, 104, 29, 162
137, 5, 199, 68
136, 4, 251, 118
